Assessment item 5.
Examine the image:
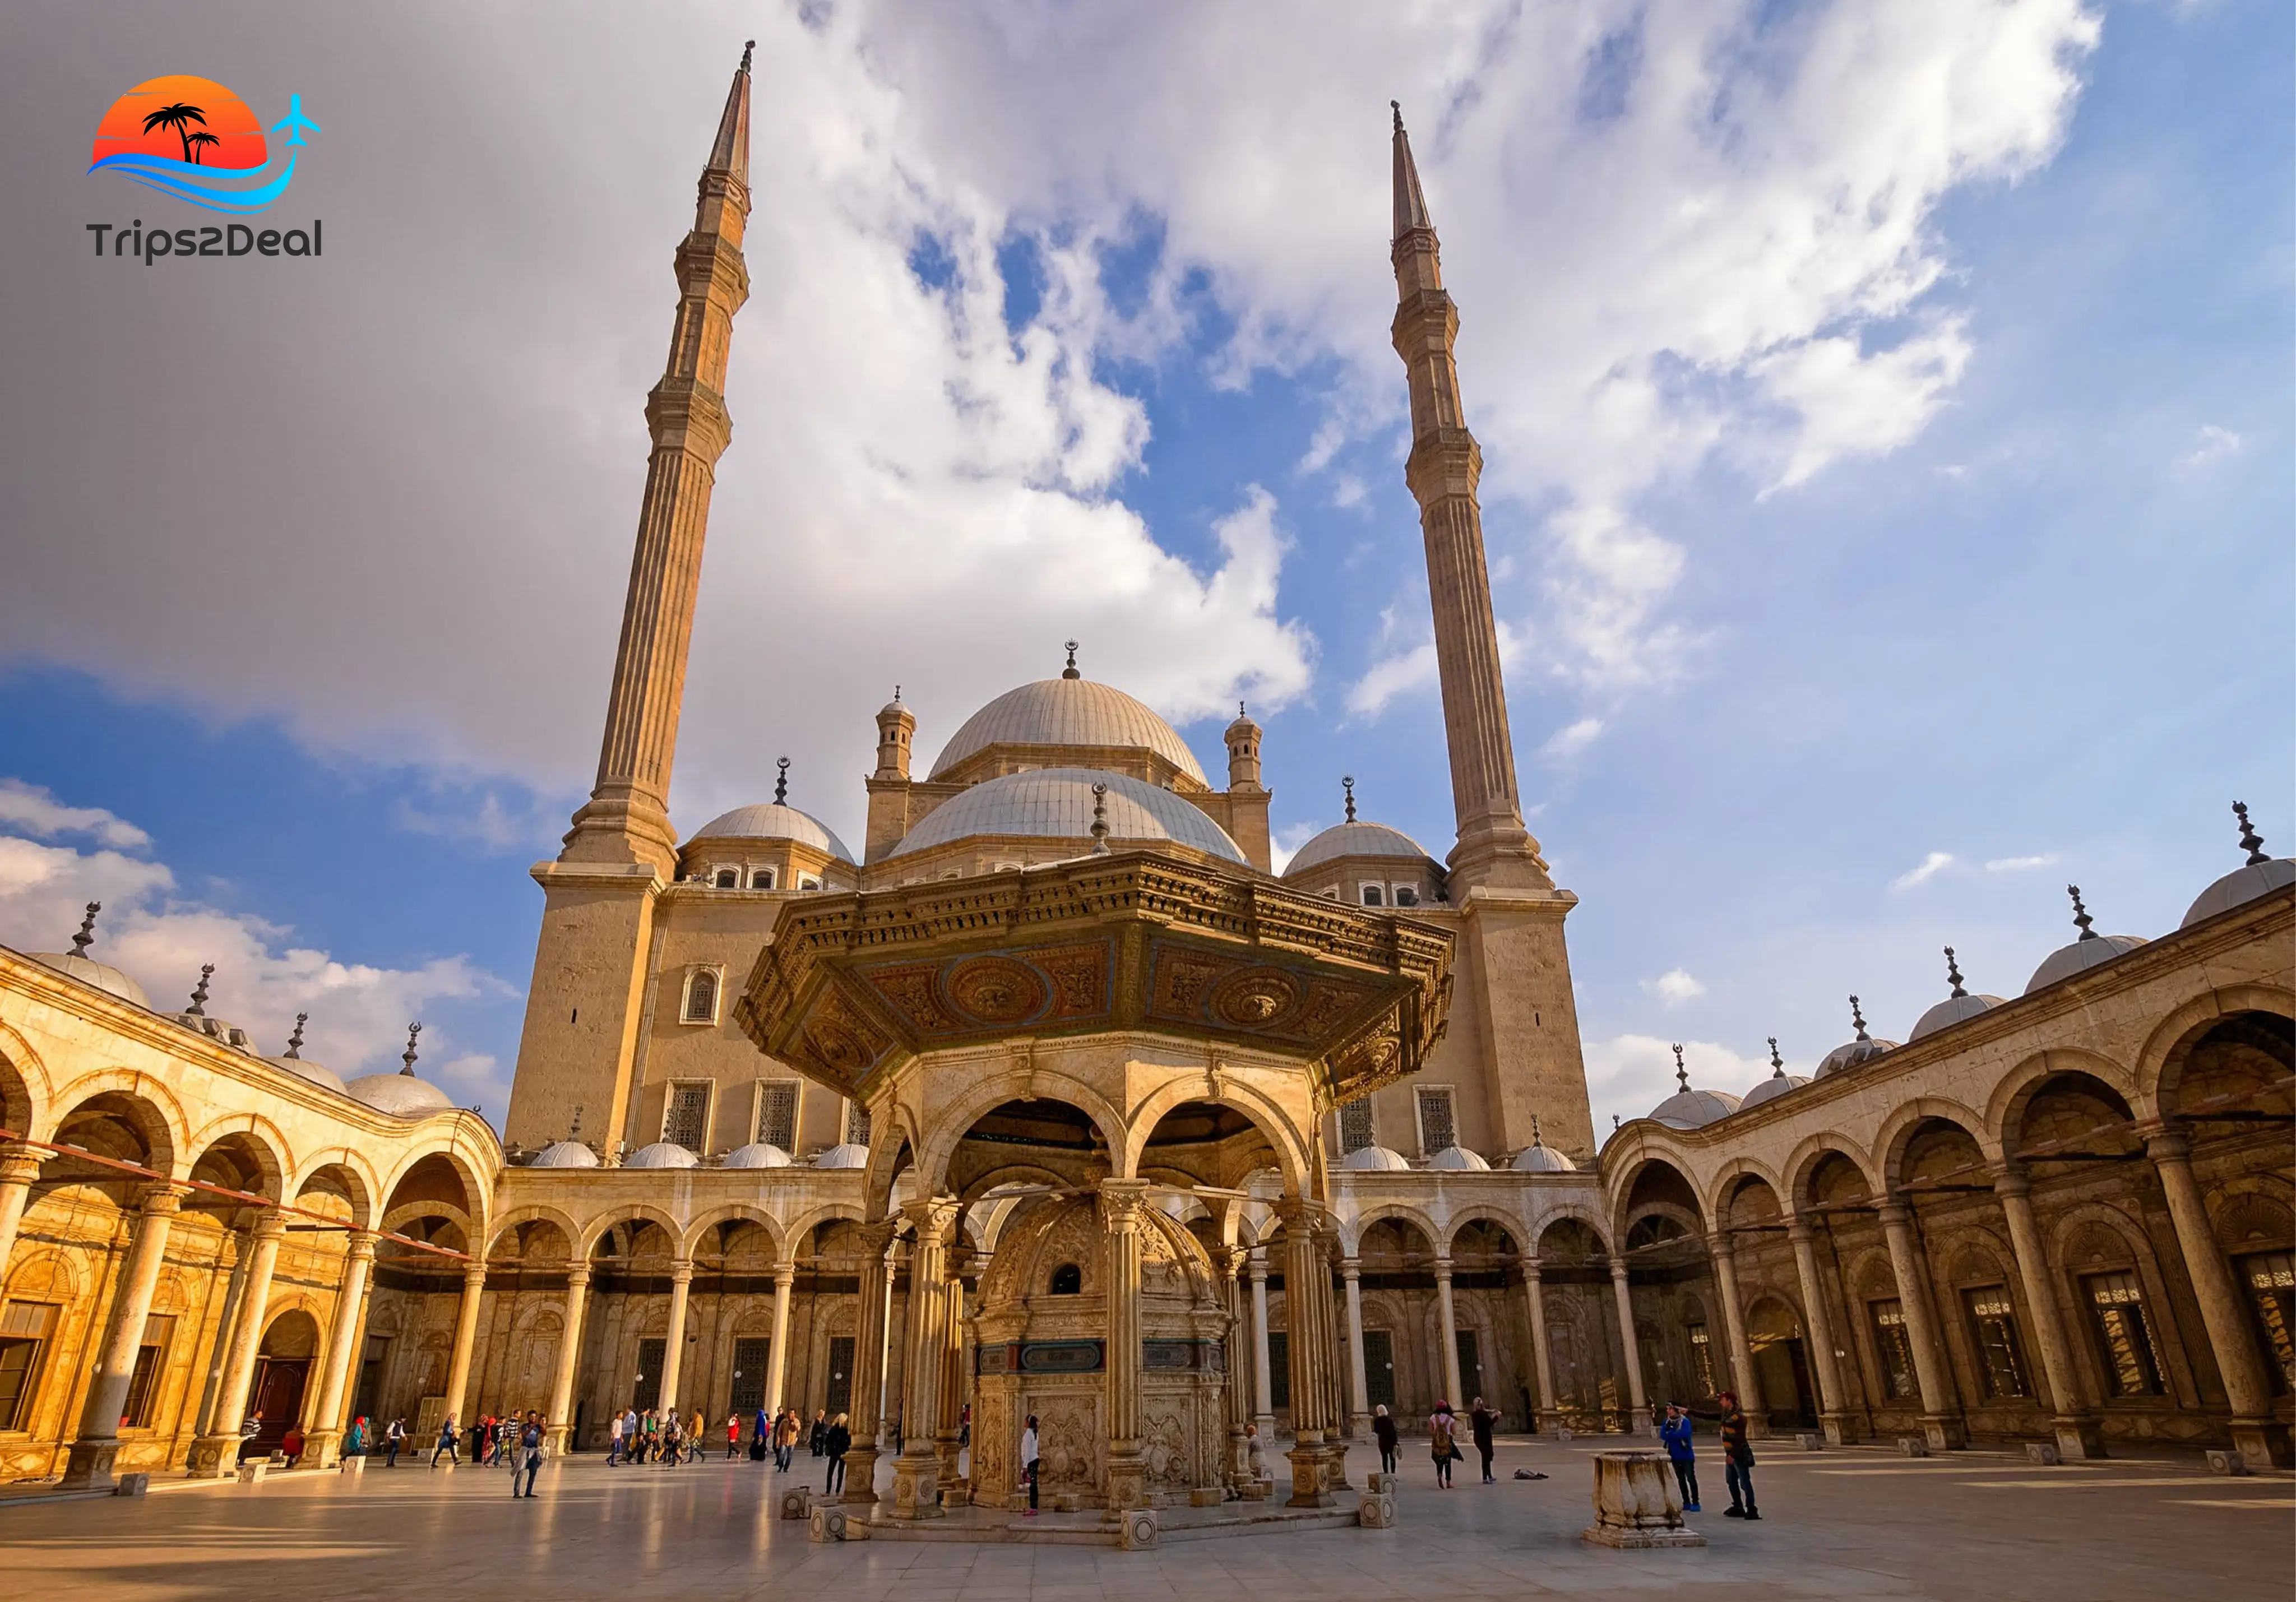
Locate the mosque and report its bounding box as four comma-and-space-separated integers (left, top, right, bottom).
0, 45, 2286, 1515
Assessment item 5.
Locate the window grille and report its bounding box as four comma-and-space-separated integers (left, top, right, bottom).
1394, 886, 1419, 908
1337, 1098, 1376, 1156
1415, 1086, 1456, 1156
1869, 1300, 1919, 1400
1360, 884, 1384, 906
845, 1100, 872, 1148
2241, 1252, 2295, 1392
824, 1336, 855, 1415
682, 970, 719, 1024
755, 1082, 798, 1152
121, 1314, 175, 1428
2084, 1271, 2165, 1396
750, 868, 775, 890
632, 1338, 666, 1410
1961, 1286, 2030, 1399
714, 868, 739, 888
729, 1339, 770, 1415
664, 1083, 710, 1151
0, 1302, 58, 1431
1363, 1330, 1397, 1408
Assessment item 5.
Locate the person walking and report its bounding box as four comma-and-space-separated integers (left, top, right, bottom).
726, 1414, 740, 1461
809, 1409, 827, 1457
475, 1415, 494, 1467
385, 1416, 405, 1467
823, 1413, 850, 1495
607, 1408, 625, 1466
1428, 1401, 1460, 1489
1718, 1391, 1759, 1519
1660, 1402, 1701, 1512
432, 1414, 460, 1467
1469, 1397, 1497, 1483
1372, 1404, 1400, 1474
775, 1409, 798, 1471
512, 1410, 544, 1498
690, 1409, 707, 1465
342, 1416, 368, 1467
1020, 1414, 1040, 1516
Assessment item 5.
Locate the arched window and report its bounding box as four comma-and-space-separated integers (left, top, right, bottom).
1393, 885, 1420, 908
1360, 884, 1385, 906
714, 868, 739, 888
682, 969, 719, 1025
750, 868, 776, 890
1049, 1263, 1082, 1295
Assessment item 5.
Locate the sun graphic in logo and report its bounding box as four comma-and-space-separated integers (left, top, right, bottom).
89, 74, 317, 213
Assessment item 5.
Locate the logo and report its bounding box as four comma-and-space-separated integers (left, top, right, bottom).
87, 75, 323, 261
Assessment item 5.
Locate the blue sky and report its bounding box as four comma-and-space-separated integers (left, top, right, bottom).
0, 0, 2286, 1133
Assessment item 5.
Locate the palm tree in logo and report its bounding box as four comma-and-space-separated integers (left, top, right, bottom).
141, 101, 207, 163
184, 131, 221, 165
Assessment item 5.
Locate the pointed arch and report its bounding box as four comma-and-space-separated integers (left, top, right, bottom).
911, 1070, 1128, 1198
1118, 1072, 1308, 1197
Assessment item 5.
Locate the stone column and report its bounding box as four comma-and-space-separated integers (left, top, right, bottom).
1281, 1210, 1335, 1507
61, 1184, 182, 1488
1610, 1258, 1649, 1431
0, 1144, 41, 1287
443, 1261, 487, 1430
765, 1263, 795, 1416
878, 1239, 902, 1442
1220, 1247, 1252, 1487
547, 1263, 592, 1451
1341, 1257, 1372, 1439
936, 1248, 968, 1497
892, 1198, 956, 1519
1708, 1233, 1761, 1432
840, 1220, 896, 1504
1249, 1248, 1275, 1438
189, 1218, 254, 1443
1519, 1255, 1558, 1433
191, 1211, 288, 1473
1787, 1220, 1855, 1444
1877, 1201, 1963, 1449
2147, 1131, 2282, 1465
1434, 1256, 1464, 1405
1101, 1181, 1151, 1513
1989, 1168, 2103, 1459
305, 1229, 378, 1467
656, 1258, 694, 1414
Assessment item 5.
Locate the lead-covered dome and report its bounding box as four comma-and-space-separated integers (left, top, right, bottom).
530, 1140, 600, 1169
1342, 1144, 1413, 1172
929, 678, 1206, 784
813, 1142, 870, 1169
685, 802, 854, 864
346, 1069, 455, 1118
31, 951, 150, 1008
890, 768, 1246, 864
1283, 821, 1434, 879
1909, 949, 2004, 1041
1815, 998, 1898, 1078
2025, 886, 2144, 994
2182, 805, 2294, 928
1427, 1145, 1492, 1171
723, 1141, 793, 1169
1510, 1123, 1577, 1173
1739, 1043, 1808, 1110
267, 1054, 348, 1094
623, 1141, 700, 1169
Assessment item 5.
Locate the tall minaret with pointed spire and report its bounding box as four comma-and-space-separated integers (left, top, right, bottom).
507, 44, 755, 1155
1388, 103, 1547, 892
562, 41, 756, 872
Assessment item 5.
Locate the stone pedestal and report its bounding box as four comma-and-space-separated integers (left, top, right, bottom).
1115, 1507, 1158, 1550
1104, 1450, 1149, 1515
1359, 1490, 1397, 1527
780, 1486, 813, 1520
1820, 1413, 1858, 1446
839, 1444, 879, 1506
1896, 1436, 1930, 1457
1285, 1443, 1336, 1508
237, 1461, 269, 1485
1581, 1451, 1705, 1549
1794, 1433, 1825, 1451
1920, 1415, 1966, 1452
892, 1450, 943, 1520
2025, 1441, 2061, 1466
2207, 1450, 2252, 1477
2053, 1416, 2108, 1462
1188, 1485, 1224, 1507
114, 1473, 150, 1496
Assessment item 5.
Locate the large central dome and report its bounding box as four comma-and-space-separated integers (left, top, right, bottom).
890, 768, 1246, 864
929, 678, 1207, 785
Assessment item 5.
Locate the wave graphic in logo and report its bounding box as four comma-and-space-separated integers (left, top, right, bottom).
89, 74, 316, 215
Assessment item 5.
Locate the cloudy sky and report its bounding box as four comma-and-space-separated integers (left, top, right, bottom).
1, 0, 2286, 1134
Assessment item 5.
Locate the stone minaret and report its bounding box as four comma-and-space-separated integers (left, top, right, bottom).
561, 42, 757, 873
506, 44, 755, 1154
1388, 103, 1547, 893
1387, 104, 1595, 1159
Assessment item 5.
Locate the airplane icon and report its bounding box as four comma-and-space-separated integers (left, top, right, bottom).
270, 94, 321, 148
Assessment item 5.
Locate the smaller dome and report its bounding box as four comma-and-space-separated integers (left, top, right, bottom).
623, 1141, 700, 1169
1342, 1145, 1413, 1172
346, 1071, 455, 1118
2026, 886, 2144, 994
1814, 998, 1898, 1079
1649, 1086, 1743, 1129
723, 1142, 794, 1169
266, 1055, 348, 1094
2184, 859, 2294, 927
1426, 1145, 1491, 1172
1510, 1131, 1577, 1173
888, 768, 1246, 863
530, 1140, 600, 1169
30, 952, 150, 1008
685, 802, 854, 865
1738, 1063, 1810, 1110
1283, 820, 1435, 879
813, 1142, 870, 1169
1910, 992, 2006, 1040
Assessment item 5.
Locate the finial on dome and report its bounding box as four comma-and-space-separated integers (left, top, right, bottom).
1849, 995, 1869, 1041
1530, 1113, 1544, 1147
1062, 640, 1081, 680
1239, 700, 1247, 719
894, 684, 902, 703
2234, 801, 2268, 866
2067, 885, 2095, 941
284, 1012, 308, 1059
1672, 1042, 1688, 1091
1090, 781, 1111, 854
570, 1103, 584, 1140
740, 39, 754, 72
1343, 775, 1357, 823
401, 1021, 423, 1076
69, 901, 100, 957
185, 964, 214, 1017
1767, 1036, 1784, 1075
1391, 99, 1403, 133
775, 756, 789, 805
1944, 946, 1968, 998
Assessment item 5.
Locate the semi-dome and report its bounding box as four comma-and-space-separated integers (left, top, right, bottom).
529, 1140, 600, 1169
1427, 1145, 1492, 1171
1816, 998, 1899, 1078
2025, 886, 2145, 994
624, 1141, 700, 1169
813, 1142, 870, 1169
929, 676, 1206, 784
1738, 1041, 1809, 1109
723, 1141, 793, 1169
266, 1054, 348, 1094
1909, 949, 2005, 1041
2182, 804, 2294, 928
889, 768, 1247, 864
684, 802, 854, 864
346, 1070, 455, 1117
1510, 1121, 1577, 1173
31, 951, 150, 1008
1283, 821, 1434, 879
1341, 1144, 1413, 1172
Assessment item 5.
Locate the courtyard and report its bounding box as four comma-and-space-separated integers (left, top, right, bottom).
3, 1437, 2286, 1602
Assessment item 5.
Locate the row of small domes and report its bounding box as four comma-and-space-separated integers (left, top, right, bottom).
1646, 807, 2292, 1131
1339, 1115, 1578, 1176
525, 1138, 873, 1170
26, 907, 458, 1120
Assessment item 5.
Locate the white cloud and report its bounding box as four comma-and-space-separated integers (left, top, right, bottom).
0, 780, 151, 851
1985, 853, 2059, 872
1640, 967, 1706, 1007
2177, 424, 2242, 469
1892, 850, 1956, 890
0, 785, 510, 1114
1345, 642, 1438, 720
1540, 716, 1605, 761
1269, 820, 1322, 876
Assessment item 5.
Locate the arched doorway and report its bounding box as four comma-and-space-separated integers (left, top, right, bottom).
1746, 1299, 1817, 1429
248, 1309, 322, 1455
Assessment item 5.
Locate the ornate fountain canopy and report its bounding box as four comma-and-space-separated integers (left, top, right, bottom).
733, 850, 1451, 1108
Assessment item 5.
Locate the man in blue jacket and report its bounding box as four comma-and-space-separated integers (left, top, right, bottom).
1659, 1402, 1700, 1512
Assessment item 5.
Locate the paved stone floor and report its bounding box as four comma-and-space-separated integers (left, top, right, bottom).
3, 1437, 2288, 1601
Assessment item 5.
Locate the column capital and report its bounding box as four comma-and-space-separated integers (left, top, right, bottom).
1786, 1218, 1818, 1245
1609, 1256, 1631, 1283
1876, 1199, 1913, 1229
1517, 1252, 1543, 1280
668, 1257, 695, 1286
344, 1227, 378, 1261
857, 1217, 901, 1253
1433, 1255, 1455, 1282
567, 1262, 594, 1290
248, 1210, 291, 1242
0, 1145, 42, 1185
772, 1262, 797, 1288
1271, 1196, 1323, 1227
1340, 1256, 1362, 1280
1989, 1162, 2032, 1198
1706, 1228, 1735, 1258
2143, 1127, 2192, 1164
1248, 1249, 1270, 1283
1095, 1179, 1151, 1231
462, 1260, 489, 1288
135, 1182, 184, 1216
